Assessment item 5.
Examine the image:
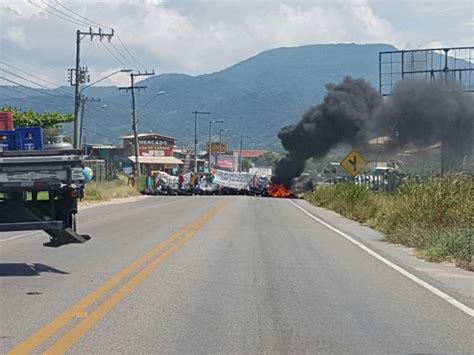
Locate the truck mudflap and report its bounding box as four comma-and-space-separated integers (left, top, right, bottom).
43, 228, 91, 248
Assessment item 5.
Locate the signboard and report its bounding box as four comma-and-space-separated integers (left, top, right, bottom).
138, 137, 173, 157
216, 156, 234, 170
139, 147, 173, 157
214, 169, 252, 189
340, 150, 367, 176
183, 151, 191, 171
140, 149, 166, 157
207, 142, 227, 153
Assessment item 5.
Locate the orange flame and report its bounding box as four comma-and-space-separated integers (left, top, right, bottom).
267, 183, 291, 197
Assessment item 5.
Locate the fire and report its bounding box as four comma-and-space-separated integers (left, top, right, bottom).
267, 183, 291, 198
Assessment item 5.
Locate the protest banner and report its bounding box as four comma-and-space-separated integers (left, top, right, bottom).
214, 169, 252, 190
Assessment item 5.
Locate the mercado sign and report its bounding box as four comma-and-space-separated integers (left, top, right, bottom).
138, 137, 173, 157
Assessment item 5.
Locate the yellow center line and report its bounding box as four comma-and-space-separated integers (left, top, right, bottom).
8, 200, 230, 355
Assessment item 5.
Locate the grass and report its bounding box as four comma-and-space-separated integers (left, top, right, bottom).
1, 175, 141, 203
83, 174, 141, 202
304, 175, 474, 270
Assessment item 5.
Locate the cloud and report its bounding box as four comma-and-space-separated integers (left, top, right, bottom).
102, 0, 399, 74
0, 0, 466, 88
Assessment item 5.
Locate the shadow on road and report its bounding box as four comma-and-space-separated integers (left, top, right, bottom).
0, 263, 69, 277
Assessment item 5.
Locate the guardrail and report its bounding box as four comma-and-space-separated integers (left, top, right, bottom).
337, 173, 409, 193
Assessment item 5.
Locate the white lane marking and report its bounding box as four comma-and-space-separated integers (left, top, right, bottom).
0, 231, 40, 243
288, 199, 474, 318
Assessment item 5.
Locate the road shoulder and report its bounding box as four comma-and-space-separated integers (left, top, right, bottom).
292, 199, 474, 308
79, 194, 150, 210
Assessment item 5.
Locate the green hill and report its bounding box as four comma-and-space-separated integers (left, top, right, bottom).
0, 43, 397, 149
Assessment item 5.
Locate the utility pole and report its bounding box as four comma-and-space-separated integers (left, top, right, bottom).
79, 96, 101, 147
217, 128, 231, 169
239, 135, 253, 172
208, 120, 224, 172
119, 71, 155, 177
191, 111, 210, 173
70, 27, 114, 149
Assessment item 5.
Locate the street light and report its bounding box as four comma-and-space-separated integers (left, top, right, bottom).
208, 120, 224, 170
80, 69, 132, 94
239, 135, 254, 172
217, 128, 232, 168
140, 91, 165, 111
75, 68, 132, 149
191, 111, 210, 173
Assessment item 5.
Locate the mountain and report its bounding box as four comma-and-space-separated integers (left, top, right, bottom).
0, 43, 397, 149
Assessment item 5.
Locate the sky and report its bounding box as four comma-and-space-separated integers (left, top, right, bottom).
0, 0, 472, 88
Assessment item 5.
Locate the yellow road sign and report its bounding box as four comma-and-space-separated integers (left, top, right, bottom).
340, 150, 368, 176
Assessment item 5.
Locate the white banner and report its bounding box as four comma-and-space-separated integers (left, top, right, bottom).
155, 171, 191, 189
214, 169, 252, 190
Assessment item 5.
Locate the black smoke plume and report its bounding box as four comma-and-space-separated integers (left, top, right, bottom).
272, 76, 473, 187
272, 76, 383, 187
379, 78, 473, 148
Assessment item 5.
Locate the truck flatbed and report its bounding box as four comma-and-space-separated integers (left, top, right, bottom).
0, 148, 89, 246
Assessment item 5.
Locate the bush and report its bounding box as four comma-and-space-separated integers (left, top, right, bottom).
375, 175, 473, 236
83, 174, 141, 202
307, 183, 380, 222
421, 229, 473, 264
304, 175, 473, 269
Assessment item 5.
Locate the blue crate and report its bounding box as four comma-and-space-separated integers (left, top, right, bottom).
15, 127, 44, 150
0, 130, 16, 151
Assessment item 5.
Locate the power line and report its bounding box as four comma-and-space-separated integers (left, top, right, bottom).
140, 92, 165, 112
1, 68, 51, 89
39, 0, 94, 28
0, 76, 71, 98
0, 61, 64, 89
0, 91, 67, 107
115, 32, 147, 71
108, 41, 138, 70
0, 40, 71, 83
82, 107, 112, 136
83, 127, 119, 140
81, 41, 103, 66
101, 41, 130, 68
83, 101, 103, 114
27, 0, 89, 28
53, 0, 110, 29
0, 69, 72, 98
51, 0, 147, 70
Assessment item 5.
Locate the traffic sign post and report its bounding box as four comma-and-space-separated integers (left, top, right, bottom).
340, 150, 367, 176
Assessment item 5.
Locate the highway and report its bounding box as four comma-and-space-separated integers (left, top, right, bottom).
1, 196, 473, 353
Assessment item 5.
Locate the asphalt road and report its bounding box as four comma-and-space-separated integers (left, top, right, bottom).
0, 196, 472, 353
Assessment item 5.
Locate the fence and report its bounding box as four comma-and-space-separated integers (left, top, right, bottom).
335, 172, 409, 193
83, 159, 119, 183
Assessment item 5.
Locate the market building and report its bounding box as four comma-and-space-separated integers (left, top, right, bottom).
122, 133, 183, 173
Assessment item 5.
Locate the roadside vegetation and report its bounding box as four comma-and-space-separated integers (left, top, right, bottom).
83, 174, 141, 202
304, 175, 473, 270
1, 106, 74, 138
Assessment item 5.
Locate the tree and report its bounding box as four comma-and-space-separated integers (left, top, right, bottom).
241, 158, 253, 172
252, 152, 281, 168
1, 107, 73, 137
